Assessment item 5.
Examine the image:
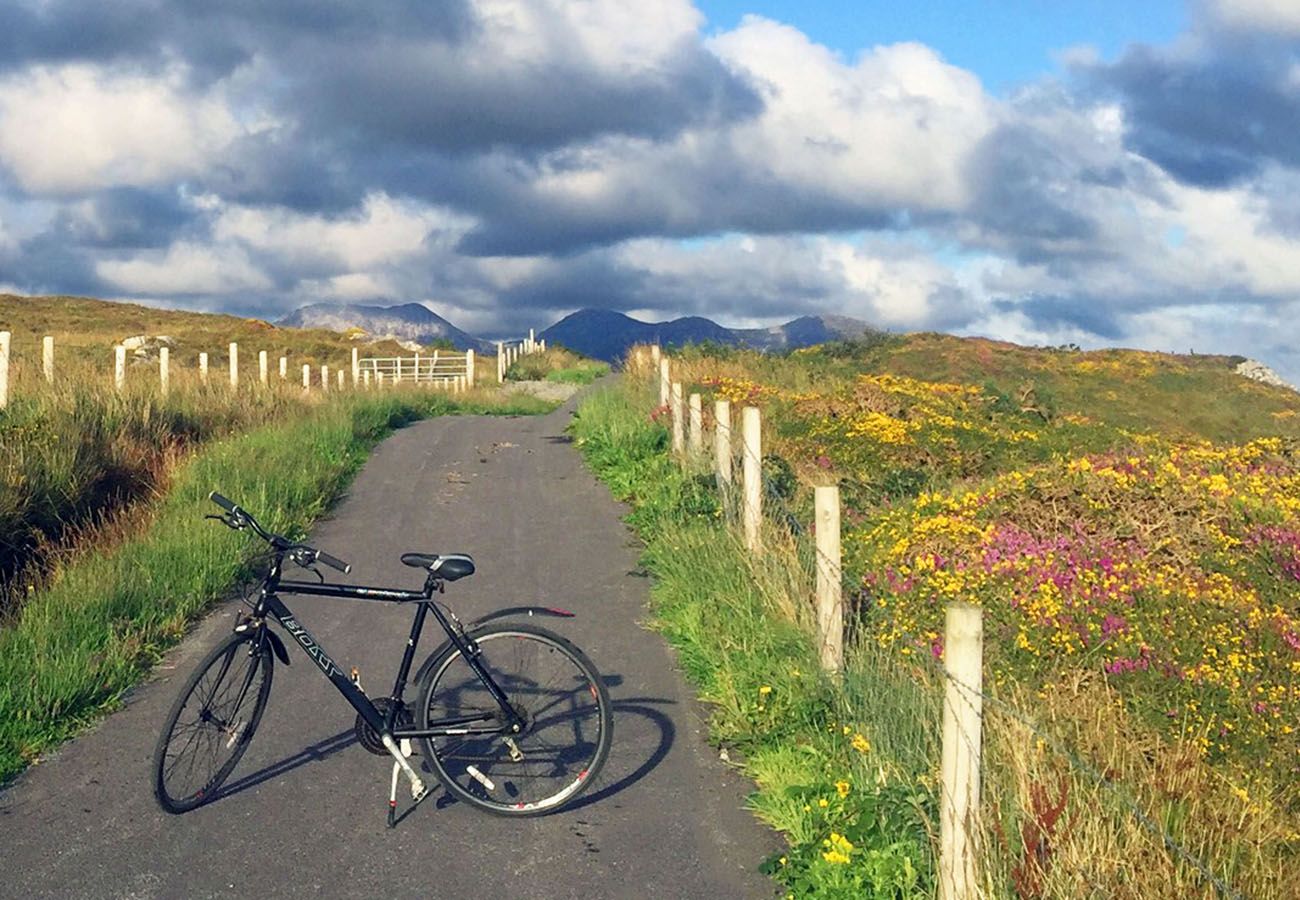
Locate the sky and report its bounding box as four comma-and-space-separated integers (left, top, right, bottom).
0, 0, 1297, 382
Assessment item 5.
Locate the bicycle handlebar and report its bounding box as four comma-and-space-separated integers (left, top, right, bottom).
207, 491, 352, 575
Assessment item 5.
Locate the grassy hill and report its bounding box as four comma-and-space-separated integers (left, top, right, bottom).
577, 335, 1300, 898
0, 293, 413, 368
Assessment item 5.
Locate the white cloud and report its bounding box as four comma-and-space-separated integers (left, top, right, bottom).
97, 242, 271, 295
1204, 0, 1300, 35
708, 21, 994, 211
212, 193, 465, 272
0, 64, 245, 195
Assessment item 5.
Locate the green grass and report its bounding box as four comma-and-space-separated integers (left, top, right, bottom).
0, 390, 553, 784
506, 346, 609, 384
571, 383, 937, 899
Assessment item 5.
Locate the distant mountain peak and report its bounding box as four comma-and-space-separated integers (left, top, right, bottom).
277, 301, 492, 352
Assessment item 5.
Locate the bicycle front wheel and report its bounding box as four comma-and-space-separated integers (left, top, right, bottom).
152, 630, 273, 814
417, 623, 612, 816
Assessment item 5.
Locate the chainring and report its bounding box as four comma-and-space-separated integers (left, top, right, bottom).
354, 697, 413, 756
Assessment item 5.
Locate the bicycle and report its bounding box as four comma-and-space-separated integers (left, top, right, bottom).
151, 492, 612, 825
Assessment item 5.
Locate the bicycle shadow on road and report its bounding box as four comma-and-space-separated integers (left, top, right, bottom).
427, 694, 677, 816
215, 728, 358, 802
209, 686, 677, 817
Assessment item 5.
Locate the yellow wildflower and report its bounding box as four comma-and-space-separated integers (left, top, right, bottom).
835, 780, 850, 798
851, 733, 871, 754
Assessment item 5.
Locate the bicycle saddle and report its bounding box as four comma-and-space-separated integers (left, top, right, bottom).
400, 552, 475, 581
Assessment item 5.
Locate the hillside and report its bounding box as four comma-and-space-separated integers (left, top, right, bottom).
277, 301, 494, 353
0, 294, 412, 365
540, 308, 876, 361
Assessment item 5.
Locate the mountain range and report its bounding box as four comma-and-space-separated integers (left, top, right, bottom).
279, 302, 877, 361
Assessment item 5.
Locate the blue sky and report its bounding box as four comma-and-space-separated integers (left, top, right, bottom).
697, 1, 1188, 92
0, 0, 1296, 383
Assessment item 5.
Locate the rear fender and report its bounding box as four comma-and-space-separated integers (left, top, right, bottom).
410, 606, 576, 686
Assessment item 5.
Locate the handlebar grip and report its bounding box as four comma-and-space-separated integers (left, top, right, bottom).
209, 492, 237, 512
316, 551, 351, 575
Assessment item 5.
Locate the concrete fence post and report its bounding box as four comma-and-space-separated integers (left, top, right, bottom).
351, 347, 359, 386
302, 363, 311, 390
688, 393, 703, 454
497, 341, 505, 383
714, 399, 732, 492
160, 346, 170, 397
363, 370, 372, 389
43, 335, 54, 384
321, 365, 329, 392
529, 328, 535, 353
658, 358, 670, 408
466, 349, 475, 388
337, 370, 345, 390
539, 339, 545, 352
940, 603, 984, 900
742, 406, 762, 553
377, 371, 386, 389
114, 344, 126, 392
0, 331, 10, 409
651, 344, 661, 367
279, 356, 287, 380
199, 352, 209, 385
670, 382, 684, 455
259, 350, 268, 386
228, 342, 238, 389
814, 486, 843, 673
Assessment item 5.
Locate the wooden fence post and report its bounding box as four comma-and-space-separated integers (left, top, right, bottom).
815, 486, 843, 673
742, 406, 762, 553
160, 347, 170, 397
466, 349, 475, 388
279, 356, 287, 380
671, 382, 684, 455
199, 352, 209, 385
259, 350, 268, 386
688, 393, 702, 454
43, 336, 54, 384
114, 344, 126, 392
351, 347, 359, 386
0, 331, 10, 409
302, 363, 311, 390
228, 342, 238, 389
321, 365, 329, 392
940, 603, 984, 900
714, 399, 732, 491
659, 358, 670, 408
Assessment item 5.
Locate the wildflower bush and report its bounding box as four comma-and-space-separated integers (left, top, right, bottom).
625, 337, 1300, 895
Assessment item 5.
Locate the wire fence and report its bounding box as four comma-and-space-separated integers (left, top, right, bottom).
645, 354, 1250, 900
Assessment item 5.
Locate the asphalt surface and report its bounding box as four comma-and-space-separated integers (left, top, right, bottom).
0, 393, 779, 899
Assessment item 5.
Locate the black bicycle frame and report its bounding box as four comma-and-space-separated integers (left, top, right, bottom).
247, 555, 522, 741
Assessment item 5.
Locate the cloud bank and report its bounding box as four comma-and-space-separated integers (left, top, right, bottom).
0, 0, 1296, 381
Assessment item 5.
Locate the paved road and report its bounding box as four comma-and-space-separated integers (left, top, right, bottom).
0, 394, 779, 899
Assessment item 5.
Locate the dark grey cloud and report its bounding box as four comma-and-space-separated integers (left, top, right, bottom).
63, 187, 196, 249
1082, 39, 1300, 188
997, 294, 1124, 339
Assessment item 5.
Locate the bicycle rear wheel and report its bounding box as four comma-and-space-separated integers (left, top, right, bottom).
152, 630, 273, 814
417, 623, 611, 816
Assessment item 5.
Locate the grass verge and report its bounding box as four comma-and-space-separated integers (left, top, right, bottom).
572, 382, 937, 899
0, 389, 553, 784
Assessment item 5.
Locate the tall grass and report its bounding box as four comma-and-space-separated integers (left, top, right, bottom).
0, 389, 552, 784
573, 377, 1295, 898
573, 383, 936, 898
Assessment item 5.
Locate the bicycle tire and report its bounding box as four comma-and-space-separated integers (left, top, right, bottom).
417, 623, 612, 816
152, 630, 274, 814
